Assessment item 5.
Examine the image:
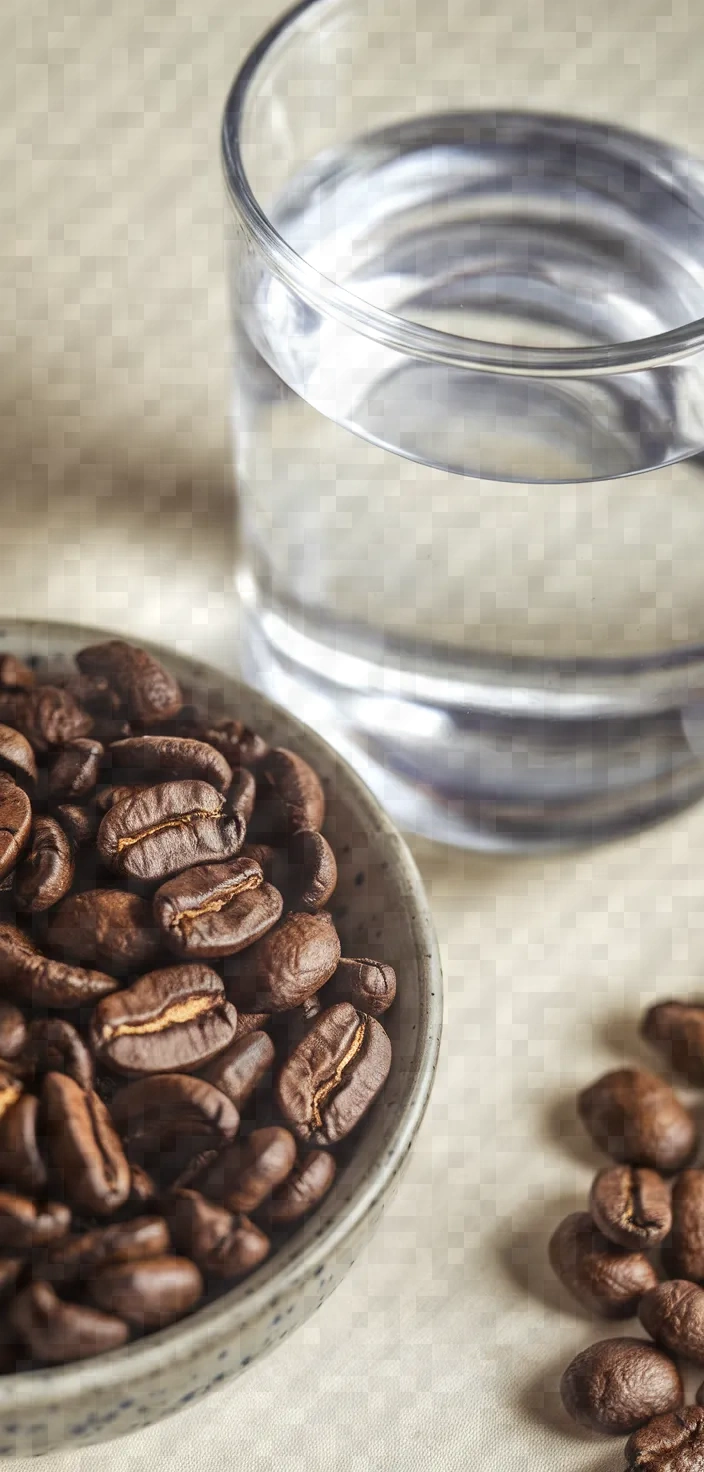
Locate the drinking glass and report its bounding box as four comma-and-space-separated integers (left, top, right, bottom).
222, 0, 704, 849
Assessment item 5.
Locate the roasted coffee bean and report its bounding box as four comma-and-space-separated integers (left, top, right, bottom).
240, 843, 279, 884
666, 1171, 704, 1282
47, 889, 161, 976
170, 1148, 220, 1192
47, 738, 103, 803
42, 1072, 130, 1217
154, 858, 283, 960
577, 1068, 697, 1171
640, 1281, 704, 1363
0, 1193, 69, 1249
0, 655, 34, 692
0, 687, 92, 753
0, 776, 31, 880
76, 640, 183, 726
90, 963, 238, 1076
91, 716, 132, 746
111, 1074, 240, 1158
195, 1127, 296, 1213
256, 748, 325, 836
625, 1405, 704, 1471
88, 1254, 202, 1329
0, 1095, 47, 1195
60, 671, 121, 717
643, 1001, 704, 1085
229, 768, 256, 826
277, 1002, 392, 1146
324, 957, 397, 1018
14, 817, 74, 912
0, 1004, 27, 1063
234, 1011, 271, 1041
38, 1215, 170, 1286
95, 783, 148, 814
225, 910, 341, 1013
10, 1280, 128, 1363
108, 735, 233, 794
128, 1163, 158, 1205
262, 1150, 336, 1226
24, 1018, 94, 1092
547, 1211, 658, 1317
200, 1032, 275, 1110
560, 1337, 683, 1434
163, 1189, 270, 1279
0, 1259, 23, 1301
97, 780, 245, 883
589, 1166, 672, 1250
202, 719, 268, 769
0, 1070, 23, 1125
53, 803, 99, 849
0, 725, 37, 790
285, 830, 337, 913
0, 923, 118, 1008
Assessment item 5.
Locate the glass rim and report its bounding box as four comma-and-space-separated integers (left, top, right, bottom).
222, 0, 704, 378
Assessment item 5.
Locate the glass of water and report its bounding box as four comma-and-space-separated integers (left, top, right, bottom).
223, 0, 704, 850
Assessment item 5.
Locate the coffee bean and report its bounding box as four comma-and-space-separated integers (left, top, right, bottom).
256, 748, 325, 836
548, 1211, 658, 1317
0, 687, 92, 753
0, 1004, 27, 1062
128, 1163, 158, 1205
97, 780, 245, 883
286, 830, 337, 913
240, 843, 278, 884
91, 717, 133, 746
170, 1148, 219, 1192
577, 1068, 697, 1171
0, 656, 34, 692
200, 1032, 275, 1110
0, 1193, 70, 1249
38, 1215, 170, 1286
47, 889, 160, 976
23, 1018, 94, 1092
666, 1171, 704, 1282
201, 719, 268, 769
234, 1011, 271, 1041
195, 1127, 296, 1213
108, 735, 233, 794
0, 1259, 23, 1301
589, 1166, 672, 1250
277, 1002, 392, 1146
0, 1095, 47, 1195
0, 923, 118, 1008
61, 672, 121, 718
41, 1072, 131, 1217
110, 1074, 240, 1159
0, 776, 31, 880
95, 783, 148, 814
90, 963, 238, 1076
225, 910, 341, 1013
625, 1405, 704, 1471
88, 1254, 202, 1329
47, 738, 104, 803
560, 1337, 683, 1434
14, 817, 74, 912
163, 1189, 270, 1278
76, 640, 183, 726
640, 1281, 704, 1363
53, 803, 99, 849
261, 1150, 336, 1226
0, 725, 37, 790
323, 957, 397, 1018
0, 1070, 23, 1127
154, 858, 283, 960
643, 1001, 704, 1085
229, 768, 256, 825
10, 1280, 128, 1363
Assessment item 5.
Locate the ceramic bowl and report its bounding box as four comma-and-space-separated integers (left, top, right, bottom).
0, 620, 442, 1457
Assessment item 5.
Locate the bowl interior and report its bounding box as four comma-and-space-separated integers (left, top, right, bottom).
0, 618, 442, 1402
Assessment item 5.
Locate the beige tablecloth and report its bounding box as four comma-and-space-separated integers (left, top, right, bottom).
4, 3, 704, 1468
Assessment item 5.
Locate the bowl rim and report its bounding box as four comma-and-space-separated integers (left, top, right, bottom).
0, 619, 443, 1405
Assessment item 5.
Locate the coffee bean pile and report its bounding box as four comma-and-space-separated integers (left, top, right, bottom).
0, 640, 395, 1369
548, 1000, 704, 1467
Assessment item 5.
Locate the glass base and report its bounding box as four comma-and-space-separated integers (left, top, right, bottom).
240, 599, 704, 852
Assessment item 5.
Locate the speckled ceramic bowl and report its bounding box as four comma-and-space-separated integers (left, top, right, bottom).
0, 620, 442, 1457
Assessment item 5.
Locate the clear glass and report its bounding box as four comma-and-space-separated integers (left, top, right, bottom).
223, 0, 704, 849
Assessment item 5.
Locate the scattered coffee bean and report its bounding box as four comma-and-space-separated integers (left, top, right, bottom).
559, 1337, 684, 1434
0, 776, 31, 880
41, 1072, 131, 1217
53, 803, 99, 849
639, 1281, 704, 1364
548, 1210, 659, 1317
225, 910, 341, 1013
323, 957, 397, 1018
47, 889, 161, 975
14, 817, 74, 912
76, 640, 183, 726
90, 963, 238, 1076
577, 1068, 697, 1171
234, 1010, 271, 1040
0, 725, 37, 790
98, 779, 245, 883
643, 1000, 704, 1085
128, 1163, 158, 1205
10, 1280, 128, 1363
163, 1189, 270, 1278
23, 1018, 94, 1092
88, 1254, 202, 1329
47, 738, 103, 803
0, 1094, 47, 1195
262, 1150, 336, 1226
195, 1127, 297, 1213
0, 1193, 70, 1249
666, 1171, 704, 1282
0, 923, 118, 1008
200, 1031, 275, 1110
108, 735, 233, 794
625, 1405, 704, 1471
154, 857, 283, 960
588, 1165, 672, 1250
0, 1004, 27, 1062
277, 1002, 392, 1145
